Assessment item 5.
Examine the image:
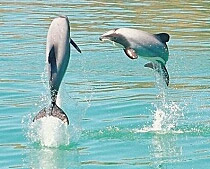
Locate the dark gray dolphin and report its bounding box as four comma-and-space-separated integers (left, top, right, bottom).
33, 16, 81, 125
99, 28, 170, 86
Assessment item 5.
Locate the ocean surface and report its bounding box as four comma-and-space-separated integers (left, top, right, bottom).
1, 0, 210, 168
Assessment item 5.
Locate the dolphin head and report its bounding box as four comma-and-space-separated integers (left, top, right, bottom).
99, 29, 130, 48
54, 16, 81, 53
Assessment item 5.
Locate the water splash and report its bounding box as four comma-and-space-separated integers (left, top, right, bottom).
141, 68, 184, 133
28, 116, 70, 147
23, 66, 89, 147
25, 66, 70, 147
151, 109, 165, 131
23, 89, 85, 148
150, 101, 182, 132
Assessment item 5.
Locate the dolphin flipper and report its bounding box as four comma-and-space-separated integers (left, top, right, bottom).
33, 103, 69, 125
123, 47, 138, 59
144, 62, 169, 86
70, 38, 81, 53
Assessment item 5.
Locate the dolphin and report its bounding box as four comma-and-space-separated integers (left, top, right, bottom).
99, 28, 170, 86
33, 16, 81, 125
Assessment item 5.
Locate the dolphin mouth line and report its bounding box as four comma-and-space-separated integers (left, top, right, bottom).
99, 37, 111, 42
99, 37, 120, 47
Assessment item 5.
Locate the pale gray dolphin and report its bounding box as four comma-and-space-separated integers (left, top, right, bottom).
99, 28, 170, 86
33, 16, 81, 125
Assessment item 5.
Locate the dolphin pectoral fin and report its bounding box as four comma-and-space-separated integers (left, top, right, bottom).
123, 48, 138, 59
70, 38, 81, 53
144, 62, 169, 86
33, 104, 69, 125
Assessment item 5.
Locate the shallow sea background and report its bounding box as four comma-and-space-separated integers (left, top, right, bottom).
0, 0, 210, 169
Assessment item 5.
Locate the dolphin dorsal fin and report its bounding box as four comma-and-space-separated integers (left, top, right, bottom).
154, 33, 170, 43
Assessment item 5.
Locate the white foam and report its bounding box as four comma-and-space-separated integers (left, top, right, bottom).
56, 92, 61, 107
29, 116, 70, 147
151, 109, 166, 131
136, 67, 184, 134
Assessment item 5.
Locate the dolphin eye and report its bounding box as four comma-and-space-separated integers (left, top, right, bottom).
113, 37, 117, 40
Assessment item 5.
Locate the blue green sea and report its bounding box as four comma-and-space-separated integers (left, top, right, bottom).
1, 1, 210, 168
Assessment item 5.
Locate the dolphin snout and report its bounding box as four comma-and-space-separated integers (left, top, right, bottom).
100, 29, 116, 42
99, 35, 111, 42
99, 36, 107, 42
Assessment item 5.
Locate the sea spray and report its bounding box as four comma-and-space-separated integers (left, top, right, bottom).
150, 101, 182, 132
23, 87, 87, 147
23, 67, 89, 147
29, 116, 70, 147
26, 67, 71, 147
140, 67, 184, 133
141, 69, 184, 168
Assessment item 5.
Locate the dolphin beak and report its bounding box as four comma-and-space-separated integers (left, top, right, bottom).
99, 29, 116, 42
99, 37, 103, 41
99, 36, 116, 48
70, 38, 81, 53
99, 36, 109, 42
99, 34, 115, 44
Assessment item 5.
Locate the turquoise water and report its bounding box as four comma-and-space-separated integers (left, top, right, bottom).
1, 0, 210, 168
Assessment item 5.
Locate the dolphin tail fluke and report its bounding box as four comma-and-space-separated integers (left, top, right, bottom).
33, 107, 48, 122
50, 103, 69, 125
144, 62, 169, 86
33, 103, 69, 125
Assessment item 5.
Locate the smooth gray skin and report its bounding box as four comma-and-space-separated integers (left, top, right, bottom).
99, 28, 169, 64
99, 28, 170, 85
33, 16, 81, 124
46, 16, 81, 103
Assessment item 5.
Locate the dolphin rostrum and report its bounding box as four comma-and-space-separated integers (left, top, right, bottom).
33, 16, 81, 125
99, 28, 170, 86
